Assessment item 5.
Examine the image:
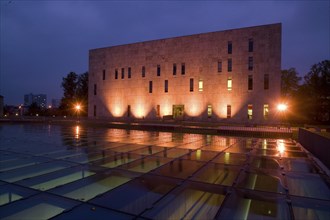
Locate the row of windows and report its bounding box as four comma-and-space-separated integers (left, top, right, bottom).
95, 74, 269, 96
146, 74, 269, 94
102, 57, 254, 81
93, 103, 269, 120
227, 38, 254, 54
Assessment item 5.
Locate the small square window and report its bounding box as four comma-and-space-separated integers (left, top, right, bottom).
102, 69, 105, 80
248, 104, 253, 119
227, 105, 231, 118
207, 105, 212, 118
121, 68, 124, 79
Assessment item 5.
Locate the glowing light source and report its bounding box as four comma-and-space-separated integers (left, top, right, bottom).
75, 104, 81, 111
277, 104, 287, 112
75, 126, 80, 139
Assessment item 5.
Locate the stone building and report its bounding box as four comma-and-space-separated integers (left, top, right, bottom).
88, 23, 281, 123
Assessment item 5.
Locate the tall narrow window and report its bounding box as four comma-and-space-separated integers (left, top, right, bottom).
94, 84, 97, 95
149, 81, 153, 93
173, 63, 177, 75
93, 105, 96, 117
121, 68, 124, 79
248, 57, 253, 71
218, 60, 222, 73
207, 105, 212, 118
228, 59, 232, 72
142, 66, 145, 77
248, 104, 253, 119
156, 105, 160, 117
227, 105, 231, 118
127, 105, 131, 117
115, 69, 118, 79
248, 75, 253, 90
249, 38, 254, 52
102, 69, 106, 80
227, 78, 232, 91
263, 104, 269, 120
264, 74, 269, 90
190, 78, 194, 92
164, 80, 168, 93
157, 65, 161, 76
128, 67, 131, 78
198, 79, 203, 92
228, 41, 232, 54
181, 63, 185, 75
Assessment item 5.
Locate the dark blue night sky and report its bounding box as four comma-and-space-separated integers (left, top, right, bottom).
0, 0, 329, 105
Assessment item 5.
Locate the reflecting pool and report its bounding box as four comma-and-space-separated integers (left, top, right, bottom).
0, 123, 329, 219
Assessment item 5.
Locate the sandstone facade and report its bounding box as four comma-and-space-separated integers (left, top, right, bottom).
88, 23, 281, 123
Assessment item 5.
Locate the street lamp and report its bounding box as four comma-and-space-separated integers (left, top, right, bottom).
75, 104, 81, 121
277, 103, 288, 128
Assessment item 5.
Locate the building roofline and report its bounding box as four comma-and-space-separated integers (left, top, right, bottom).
89, 23, 281, 52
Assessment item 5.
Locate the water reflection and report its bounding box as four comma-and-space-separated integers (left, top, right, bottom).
276, 139, 285, 157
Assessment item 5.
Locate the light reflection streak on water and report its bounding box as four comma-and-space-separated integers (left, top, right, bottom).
276, 139, 285, 156
75, 126, 80, 139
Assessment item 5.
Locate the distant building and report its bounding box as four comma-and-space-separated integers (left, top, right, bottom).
88, 23, 281, 123
24, 93, 47, 109
51, 99, 61, 108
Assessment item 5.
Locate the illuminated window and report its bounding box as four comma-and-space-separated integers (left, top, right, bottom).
198, 80, 203, 92
190, 78, 194, 92
248, 75, 253, 90
165, 80, 168, 93
248, 104, 253, 119
181, 63, 185, 75
157, 65, 161, 76
249, 38, 253, 52
142, 66, 145, 77
207, 105, 212, 118
173, 63, 177, 75
102, 69, 105, 80
228, 41, 232, 54
121, 68, 124, 79
264, 104, 269, 119
227, 105, 231, 118
227, 78, 232, 91
248, 57, 253, 71
94, 84, 97, 95
149, 81, 152, 93
115, 69, 118, 79
228, 58, 232, 72
218, 60, 222, 72
128, 67, 131, 78
264, 74, 269, 90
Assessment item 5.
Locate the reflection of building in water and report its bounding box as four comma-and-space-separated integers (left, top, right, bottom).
88, 23, 281, 123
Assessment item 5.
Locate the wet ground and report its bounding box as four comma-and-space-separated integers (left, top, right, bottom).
0, 123, 329, 219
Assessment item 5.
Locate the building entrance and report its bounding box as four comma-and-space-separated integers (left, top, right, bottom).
173, 105, 184, 119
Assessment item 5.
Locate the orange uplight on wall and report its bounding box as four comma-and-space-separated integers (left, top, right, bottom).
113, 105, 123, 117
277, 103, 287, 112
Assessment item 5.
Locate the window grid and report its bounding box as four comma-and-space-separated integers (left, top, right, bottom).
190, 78, 194, 92
228, 59, 232, 72
165, 80, 168, 93
128, 67, 131, 78
181, 63, 185, 75
248, 75, 253, 90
